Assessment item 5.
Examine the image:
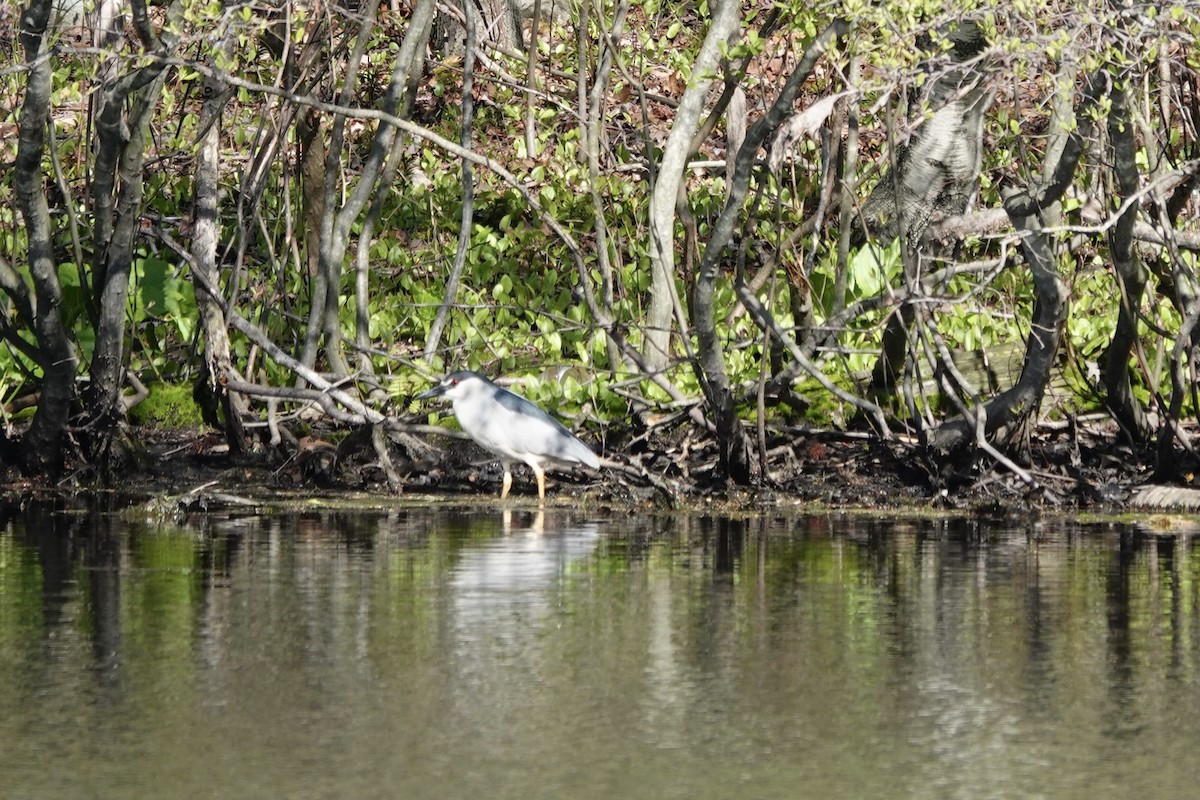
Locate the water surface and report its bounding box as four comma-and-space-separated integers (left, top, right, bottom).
1, 506, 1198, 799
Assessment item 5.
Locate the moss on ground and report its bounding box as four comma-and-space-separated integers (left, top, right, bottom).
129, 384, 204, 429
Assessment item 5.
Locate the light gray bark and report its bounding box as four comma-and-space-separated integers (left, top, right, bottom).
863, 20, 994, 392
191, 53, 248, 452
858, 21, 994, 249
645, 0, 740, 371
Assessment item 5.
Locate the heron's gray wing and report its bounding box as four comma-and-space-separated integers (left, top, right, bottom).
492, 386, 599, 467
493, 385, 562, 426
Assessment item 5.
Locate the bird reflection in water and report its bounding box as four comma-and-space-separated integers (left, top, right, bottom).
448, 510, 600, 641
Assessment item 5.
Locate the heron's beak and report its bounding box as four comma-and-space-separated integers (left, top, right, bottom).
417, 383, 447, 400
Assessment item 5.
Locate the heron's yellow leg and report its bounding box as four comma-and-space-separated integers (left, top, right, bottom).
500, 465, 513, 500
533, 464, 546, 505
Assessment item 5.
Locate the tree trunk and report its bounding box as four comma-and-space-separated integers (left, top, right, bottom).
1101, 84, 1151, 444
88, 68, 171, 432
302, 0, 435, 380
861, 21, 994, 391
928, 191, 1067, 456
1154, 203, 1200, 478
300, 0, 383, 380
192, 69, 248, 453
424, 0, 478, 362
646, 0, 739, 372
482, 0, 520, 51
692, 18, 849, 484
580, 0, 630, 373
87, 0, 178, 438
926, 71, 1106, 458
14, 0, 76, 473
434, 0, 566, 56
298, 109, 326, 282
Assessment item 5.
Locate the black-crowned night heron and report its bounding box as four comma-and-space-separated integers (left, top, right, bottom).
418, 370, 600, 502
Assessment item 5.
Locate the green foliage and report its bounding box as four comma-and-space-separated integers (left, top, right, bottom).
0, 0, 1196, 454
126, 255, 200, 381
